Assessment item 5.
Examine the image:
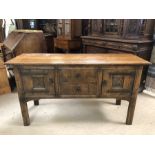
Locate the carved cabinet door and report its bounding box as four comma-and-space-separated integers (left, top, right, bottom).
123, 19, 147, 39
91, 19, 103, 36
20, 66, 55, 98
101, 67, 136, 98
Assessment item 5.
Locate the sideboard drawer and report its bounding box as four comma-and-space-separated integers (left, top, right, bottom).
59, 67, 97, 83
59, 83, 97, 97
58, 67, 98, 97
101, 68, 136, 98
20, 67, 55, 97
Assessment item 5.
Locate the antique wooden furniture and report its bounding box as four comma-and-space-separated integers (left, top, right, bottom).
15, 20, 57, 53
0, 19, 5, 43
2, 30, 47, 61
0, 43, 3, 58
0, 59, 11, 94
81, 19, 155, 89
44, 33, 55, 53
54, 19, 82, 52
6, 53, 150, 126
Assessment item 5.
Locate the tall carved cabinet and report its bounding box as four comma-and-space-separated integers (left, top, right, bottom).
54, 19, 82, 52
81, 19, 155, 89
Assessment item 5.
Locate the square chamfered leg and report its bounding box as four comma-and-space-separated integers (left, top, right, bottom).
34, 100, 39, 106
126, 67, 143, 125
126, 97, 137, 125
19, 99, 30, 126
116, 99, 121, 105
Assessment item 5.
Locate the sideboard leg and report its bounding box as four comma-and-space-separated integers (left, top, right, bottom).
34, 100, 39, 106
126, 97, 137, 125
116, 99, 121, 105
19, 100, 30, 126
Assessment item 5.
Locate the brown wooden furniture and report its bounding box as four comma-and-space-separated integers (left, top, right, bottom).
2, 30, 47, 61
0, 43, 3, 58
44, 33, 55, 53
6, 53, 150, 126
54, 19, 81, 52
0, 19, 5, 43
81, 19, 155, 89
0, 59, 11, 94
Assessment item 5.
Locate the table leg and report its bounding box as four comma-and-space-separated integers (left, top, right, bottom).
34, 100, 39, 106
126, 97, 137, 125
19, 99, 30, 126
116, 99, 121, 105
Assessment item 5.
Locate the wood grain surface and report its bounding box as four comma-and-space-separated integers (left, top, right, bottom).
6, 53, 150, 65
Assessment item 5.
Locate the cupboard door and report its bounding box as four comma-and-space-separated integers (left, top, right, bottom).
123, 19, 147, 39
20, 67, 55, 98
91, 19, 103, 36
103, 19, 123, 37
101, 68, 136, 98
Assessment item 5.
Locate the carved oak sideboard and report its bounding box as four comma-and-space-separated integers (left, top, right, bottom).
6, 53, 150, 126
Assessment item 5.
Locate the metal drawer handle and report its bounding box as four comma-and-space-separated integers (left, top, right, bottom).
132, 45, 138, 51
75, 86, 81, 92
49, 78, 54, 84
75, 73, 81, 78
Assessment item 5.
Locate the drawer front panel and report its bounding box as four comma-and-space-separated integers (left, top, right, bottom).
102, 68, 136, 98
59, 83, 97, 96
54, 39, 68, 49
20, 68, 55, 97
58, 67, 98, 97
83, 39, 139, 52
59, 68, 97, 83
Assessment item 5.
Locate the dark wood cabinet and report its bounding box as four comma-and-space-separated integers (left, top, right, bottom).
81, 19, 155, 89
0, 19, 5, 42
54, 19, 82, 52
86, 19, 154, 40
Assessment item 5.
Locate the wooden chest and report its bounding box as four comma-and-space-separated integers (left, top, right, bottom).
6, 54, 150, 125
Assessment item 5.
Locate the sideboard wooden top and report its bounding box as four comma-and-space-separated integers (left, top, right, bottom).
6, 53, 150, 65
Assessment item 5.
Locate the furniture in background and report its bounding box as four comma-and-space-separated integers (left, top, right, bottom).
0, 43, 3, 58
145, 36, 155, 95
54, 19, 82, 52
44, 33, 55, 53
6, 53, 150, 126
0, 59, 11, 94
15, 19, 57, 53
2, 29, 47, 62
81, 19, 155, 90
0, 19, 5, 43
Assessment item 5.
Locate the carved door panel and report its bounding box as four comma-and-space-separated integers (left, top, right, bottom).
58, 67, 98, 97
91, 19, 103, 36
123, 19, 147, 39
101, 68, 136, 98
20, 67, 55, 97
